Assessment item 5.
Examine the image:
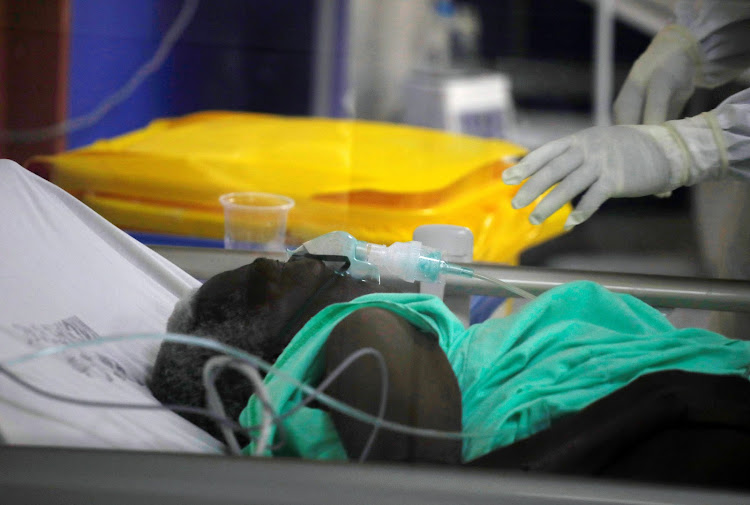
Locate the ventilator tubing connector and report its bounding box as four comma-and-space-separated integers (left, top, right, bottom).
358, 240, 473, 283
289, 231, 473, 284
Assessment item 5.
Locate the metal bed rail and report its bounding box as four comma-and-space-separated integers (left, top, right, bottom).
2, 445, 750, 505
151, 246, 750, 313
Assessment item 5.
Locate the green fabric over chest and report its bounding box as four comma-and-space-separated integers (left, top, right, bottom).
240, 281, 750, 461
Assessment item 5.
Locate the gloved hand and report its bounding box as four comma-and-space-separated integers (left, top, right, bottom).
613, 25, 702, 125
501, 125, 683, 229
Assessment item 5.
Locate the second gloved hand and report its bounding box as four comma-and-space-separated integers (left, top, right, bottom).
501, 125, 680, 229
613, 25, 701, 125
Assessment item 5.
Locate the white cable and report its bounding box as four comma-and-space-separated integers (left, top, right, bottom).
202, 355, 274, 456
2, 334, 493, 441
0, 0, 200, 144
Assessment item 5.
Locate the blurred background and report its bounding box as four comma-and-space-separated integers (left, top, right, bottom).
2, 0, 748, 298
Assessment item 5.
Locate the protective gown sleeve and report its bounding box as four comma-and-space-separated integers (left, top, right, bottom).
659, 1, 750, 183
653, 87, 750, 186
674, 0, 750, 88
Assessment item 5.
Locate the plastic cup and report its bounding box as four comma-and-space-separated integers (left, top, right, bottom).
219, 192, 294, 251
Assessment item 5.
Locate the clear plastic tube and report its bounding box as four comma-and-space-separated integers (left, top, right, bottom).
471, 271, 536, 300
433, 258, 536, 300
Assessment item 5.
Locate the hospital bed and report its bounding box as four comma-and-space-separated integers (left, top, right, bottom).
2, 160, 750, 504
6, 247, 750, 505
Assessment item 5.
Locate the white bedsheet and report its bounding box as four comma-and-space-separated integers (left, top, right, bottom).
0, 159, 223, 453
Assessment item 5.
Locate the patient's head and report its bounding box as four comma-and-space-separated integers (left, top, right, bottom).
148, 256, 386, 440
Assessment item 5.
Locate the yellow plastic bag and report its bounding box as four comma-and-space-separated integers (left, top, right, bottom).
29, 111, 569, 263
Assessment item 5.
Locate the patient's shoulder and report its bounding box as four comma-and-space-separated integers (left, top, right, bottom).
329, 307, 440, 353
324, 306, 462, 464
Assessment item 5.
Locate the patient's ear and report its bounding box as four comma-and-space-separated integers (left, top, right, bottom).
193, 259, 283, 324
242, 258, 285, 304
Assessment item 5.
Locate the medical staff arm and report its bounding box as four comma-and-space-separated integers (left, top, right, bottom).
614, 0, 750, 125
503, 87, 750, 228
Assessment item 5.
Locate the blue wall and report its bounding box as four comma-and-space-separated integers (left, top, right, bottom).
67, 0, 315, 149
68, 0, 171, 148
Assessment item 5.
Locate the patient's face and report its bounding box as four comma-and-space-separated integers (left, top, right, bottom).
167, 256, 384, 362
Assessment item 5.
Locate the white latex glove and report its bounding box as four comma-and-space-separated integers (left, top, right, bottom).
504, 85, 747, 229
613, 25, 701, 125
501, 120, 725, 229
